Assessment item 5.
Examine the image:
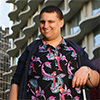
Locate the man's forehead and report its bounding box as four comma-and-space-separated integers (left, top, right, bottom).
40, 12, 59, 19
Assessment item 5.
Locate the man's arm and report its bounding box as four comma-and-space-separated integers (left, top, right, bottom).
72, 66, 100, 88
8, 84, 18, 100
86, 67, 99, 87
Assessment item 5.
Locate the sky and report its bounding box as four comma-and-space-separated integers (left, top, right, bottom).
0, 0, 12, 29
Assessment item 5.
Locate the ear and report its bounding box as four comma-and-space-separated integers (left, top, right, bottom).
60, 19, 64, 28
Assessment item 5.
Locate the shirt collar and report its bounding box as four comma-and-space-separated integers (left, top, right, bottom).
41, 37, 67, 50
59, 37, 67, 47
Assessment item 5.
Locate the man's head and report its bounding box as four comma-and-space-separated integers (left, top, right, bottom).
39, 5, 64, 46
39, 5, 63, 20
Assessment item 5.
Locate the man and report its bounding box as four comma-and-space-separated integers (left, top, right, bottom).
9, 5, 99, 100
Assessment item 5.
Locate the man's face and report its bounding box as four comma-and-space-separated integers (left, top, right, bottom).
40, 12, 64, 41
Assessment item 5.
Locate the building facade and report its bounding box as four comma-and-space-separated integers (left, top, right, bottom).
5, 0, 100, 99
0, 27, 11, 100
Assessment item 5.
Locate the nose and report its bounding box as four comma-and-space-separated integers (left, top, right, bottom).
44, 22, 49, 29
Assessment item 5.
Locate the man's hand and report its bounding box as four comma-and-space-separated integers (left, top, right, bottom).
72, 66, 89, 88
72, 66, 100, 88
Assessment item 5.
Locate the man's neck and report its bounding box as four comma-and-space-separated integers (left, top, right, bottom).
44, 37, 62, 48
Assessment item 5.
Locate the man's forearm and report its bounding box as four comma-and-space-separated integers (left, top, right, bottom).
8, 84, 18, 100
87, 67, 100, 88
72, 66, 100, 88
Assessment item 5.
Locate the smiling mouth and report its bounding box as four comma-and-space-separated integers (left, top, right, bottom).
44, 29, 52, 33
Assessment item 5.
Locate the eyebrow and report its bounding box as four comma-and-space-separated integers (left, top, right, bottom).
40, 19, 55, 23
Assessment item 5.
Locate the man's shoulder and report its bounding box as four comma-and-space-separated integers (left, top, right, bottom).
19, 39, 42, 61
26, 39, 42, 51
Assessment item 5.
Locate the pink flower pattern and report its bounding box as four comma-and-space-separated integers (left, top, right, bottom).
27, 38, 81, 100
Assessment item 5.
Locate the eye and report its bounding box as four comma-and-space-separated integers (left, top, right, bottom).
49, 20, 54, 23
40, 20, 45, 24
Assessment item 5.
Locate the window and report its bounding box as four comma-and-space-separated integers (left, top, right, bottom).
0, 33, 1, 40
92, 0, 100, 15
69, 12, 80, 35
16, 33, 19, 38
58, 0, 65, 13
33, 10, 38, 25
77, 40, 82, 47
0, 42, 1, 49
21, 43, 27, 53
15, 57, 18, 64
61, 25, 65, 37
33, 30, 38, 40
94, 26, 100, 46
22, 4, 28, 11
0, 83, 2, 87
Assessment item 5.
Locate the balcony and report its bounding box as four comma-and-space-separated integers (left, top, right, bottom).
44, 0, 62, 6
64, 0, 89, 23
6, 46, 18, 57
6, 0, 15, 3
92, 44, 100, 60
64, 12, 100, 43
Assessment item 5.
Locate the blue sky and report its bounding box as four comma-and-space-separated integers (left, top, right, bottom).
0, 0, 11, 28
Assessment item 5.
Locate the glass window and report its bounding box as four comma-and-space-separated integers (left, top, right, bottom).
0, 42, 1, 49
94, 26, 100, 46
16, 33, 19, 38
21, 42, 27, 53
92, 0, 100, 15
77, 40, 82, 47
69, 12, 80, 35
33, 30, 38, 40
0, 33, 1, 40
22, 4, 28, 11
58, 0, 65, 13
15, 57, 18, 64
61, 25, 65, 37
9, 39, 13, 48
33, 10, 38, 25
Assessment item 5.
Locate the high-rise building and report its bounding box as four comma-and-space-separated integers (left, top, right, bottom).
5, 0, 100, 99
0, 27, 11, 100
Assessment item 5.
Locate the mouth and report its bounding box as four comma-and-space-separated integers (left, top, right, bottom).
44, 29, 52, 33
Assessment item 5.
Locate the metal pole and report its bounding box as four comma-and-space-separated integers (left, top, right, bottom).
82, 86, 87, 100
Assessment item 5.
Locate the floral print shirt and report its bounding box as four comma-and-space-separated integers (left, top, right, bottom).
27, 38, 83, 100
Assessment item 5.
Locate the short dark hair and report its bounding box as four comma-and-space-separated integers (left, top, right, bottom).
39, 5, 63, 20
